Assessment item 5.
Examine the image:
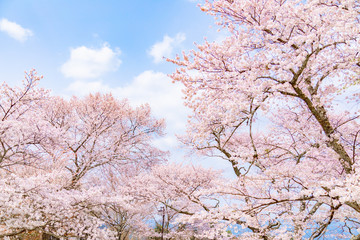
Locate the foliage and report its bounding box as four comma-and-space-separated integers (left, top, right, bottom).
0, 70, 166, 239
166, 0, 360, 239
2, 0, 360, 239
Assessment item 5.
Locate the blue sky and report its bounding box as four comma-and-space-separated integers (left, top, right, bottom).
0, 0, 215, 88
0, 0, 231, 170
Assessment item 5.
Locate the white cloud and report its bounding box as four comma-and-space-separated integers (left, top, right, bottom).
115, 71, 187, 125
148, 33, 186, 63
0, 18, 33, 42
67, 80, 112, 95
61, 44, 121, 79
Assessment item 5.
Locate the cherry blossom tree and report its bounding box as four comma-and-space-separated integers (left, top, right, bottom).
0, 70, 167, 239
0, 71, 50, 170
169, 0, 360, 238
89, 166, 153, 240
124, 163, 223, 239
40, 92, 166, 189
0, 172, 116, 239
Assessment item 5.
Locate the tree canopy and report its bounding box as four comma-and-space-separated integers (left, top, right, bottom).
167, 0, 360, 238
1, 0, 360, 239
